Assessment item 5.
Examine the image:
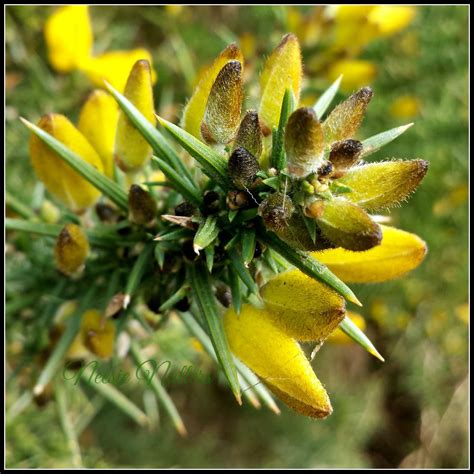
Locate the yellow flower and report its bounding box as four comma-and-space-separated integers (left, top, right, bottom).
44, 5, 92, 73
389, 95, 421, 119
44, 5, 156, 92
78, 90, 119, 178
30, 113, 104, 212
368, 6, 417, 37
115, 59, 155, 172
54, 223, 90, 276
224, 304, 332, 418
327, 59, 377, 93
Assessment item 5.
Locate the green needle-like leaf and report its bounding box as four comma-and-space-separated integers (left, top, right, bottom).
20, 118, 129, 212
360, 123, 414, 158
241, 227, 257, 267
228, 266, 242, 314
156, 115, 229, 189
6, 191, 37, 220
228, 247, 259, 294
193, 216, 219, 254
270, 89, 295, 170
130, 341, 187, 436
339, 315, 385, 362
124, 243, 154, 307
258, 227, 362, 306
313, 74, 342, 119
188, 264, 241, 404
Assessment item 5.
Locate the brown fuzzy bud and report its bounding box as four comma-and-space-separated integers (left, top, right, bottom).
329, 139, 363, 177
228, 146, 261, 190
54, 223, 89, 276
258, 192, 294, 232
285, 107, 325, 177
232, 110, 263, 159
128, 184, 157, 225
201, 60, 243, 144
227, 190, 250, 210
323, 87, 373, 143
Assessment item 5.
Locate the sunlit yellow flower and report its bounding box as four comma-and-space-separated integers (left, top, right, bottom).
29, 113, 104, 211
327, 59, 377, 93
44, 5, 92, 73
389, 95, 421, 119
368, 6, 417, 37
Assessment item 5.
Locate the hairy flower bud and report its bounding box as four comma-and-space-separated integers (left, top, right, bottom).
338, 159, 429, 210
228, 147, 260, 190
115, 59, 155, 172
232, 110, 263, 159
329, 139, 363, 177
201, 60, 243, 145
81, 309, 115, 358
285, 107, 325, 176
323, 86, 373, 143
54, 223, 90, 276
259, 33, 302, 133
258, 192, 294, 232
315, 198, 382, 251
128, 184, 157, 225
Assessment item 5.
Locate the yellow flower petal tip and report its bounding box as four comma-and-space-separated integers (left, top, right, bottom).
261, 269, 346, 342
44, 5, 93, 73
224, 304, 333, 419
81, 309, 116, 359
29, 113, 104, 211
182, 43, 243, 140
115, 59, 155, 172
78, 90, 119, 178
81, 49, 157, 93
259, 33, 302, 133
313, 225, 427, 284
54, 223, 89, 276
368, 6, 417, 37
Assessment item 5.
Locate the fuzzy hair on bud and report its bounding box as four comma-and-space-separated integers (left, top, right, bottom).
201, 60, 243, 145
329, 139, 363, 177
54, 223, 90, 276
258, 192, 295, 233
232, 110, 263, 159
285, 107, 325, 177
323, 87, 373, 143
128, 184, 158, 225
227, 146, 261, 190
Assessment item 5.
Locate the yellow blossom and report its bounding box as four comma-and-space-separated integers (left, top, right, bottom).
54, 223, 89, 276
327, 59, 377, 93
389, 95, 421, 119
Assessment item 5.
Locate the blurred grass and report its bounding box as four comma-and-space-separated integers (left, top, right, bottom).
6, 5, 468, 468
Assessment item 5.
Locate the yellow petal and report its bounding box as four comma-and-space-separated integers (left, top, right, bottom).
78, 90, 119, 178
368, 6, 416, 37
327, 59, 377, 94
328, 311, 366, 345
81, 49, 157, 93
224, 304, 332, 418
81, 309, 116, 359
259, 34, 302, 133
261, 269, 346, 342
30, 114, 103, 211
338, 160, 429, 211
44, 5, 93, 73
181, 44, 243, 140
389, 95, 421, 119
54, 223, 89, 276
115, 59, 155, 172
313, 225, 427, 283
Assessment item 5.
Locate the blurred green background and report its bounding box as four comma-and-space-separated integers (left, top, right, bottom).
6, 5, 468, 468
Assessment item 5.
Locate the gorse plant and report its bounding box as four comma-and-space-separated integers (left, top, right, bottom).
7, 25, 429, 434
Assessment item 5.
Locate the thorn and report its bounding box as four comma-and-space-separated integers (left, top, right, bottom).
347, 293, 363, 307
123, 294, 131, 309
176, 422, 188, 438
268, 400, 281, 415
234, 391, 242, 406
369, 347, 385, 363
153, 234, 162, 241
193, 244, 201, 256
19, 116, 33, 128
33, 384, 44, 396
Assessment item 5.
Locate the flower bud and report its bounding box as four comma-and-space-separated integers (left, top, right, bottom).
232, 110, 263, 159
261, 269, 346, 342
182, 44, 243, 140
329, 139, 363, 177
258, 192, 294, 233
224, 304, 332, 418
337, 159, 429, 211
285, 107, 325, 176
44, 6, 92, 73
78, 90, 119, 178
115, 59, 155, 172
228, 147, 260, 190
315, 198, 382, 251
54, 223, 89, 276
313, 225, 427, 283
81, 309, 115, 359
128, 184, 157, 225
323, 87, 373, 143
201, 60, 243, 144
259, 34, 302, 133
30, 114, 104, 211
